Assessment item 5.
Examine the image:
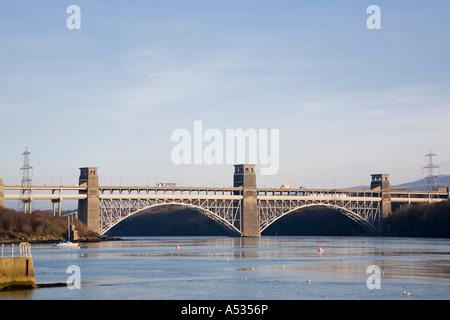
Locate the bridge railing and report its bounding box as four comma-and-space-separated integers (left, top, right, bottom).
1, 242, 31, 258
98, 186, 243, 196
391, 190, 449, 200
257, 188, 382, 198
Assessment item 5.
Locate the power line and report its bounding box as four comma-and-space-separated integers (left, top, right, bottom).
423, 150, 439, 192
18, 147, 33, 213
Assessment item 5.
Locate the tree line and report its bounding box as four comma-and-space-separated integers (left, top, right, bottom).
384, 199, 450, 238
0, 207, 100, 242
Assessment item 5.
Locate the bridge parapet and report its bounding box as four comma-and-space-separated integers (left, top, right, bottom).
390, 189, 450, 202
257, 188, 382, 198
99, 186, 243, 196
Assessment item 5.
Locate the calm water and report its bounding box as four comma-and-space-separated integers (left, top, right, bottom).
1, 236, 450, 300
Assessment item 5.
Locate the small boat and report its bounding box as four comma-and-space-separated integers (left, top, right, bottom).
55, 215, 79, 248
55, 241, 79, 248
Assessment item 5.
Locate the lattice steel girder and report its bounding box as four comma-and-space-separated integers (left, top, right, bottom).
97, 192, 382, 235
257, 197, 381, 233
99, 196, 242, 235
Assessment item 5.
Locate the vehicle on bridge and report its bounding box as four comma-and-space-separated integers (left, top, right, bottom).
157, 183, 176, 187
281, 185, 291, 189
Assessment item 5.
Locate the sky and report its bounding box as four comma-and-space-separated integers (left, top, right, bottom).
1, 0, 450, 199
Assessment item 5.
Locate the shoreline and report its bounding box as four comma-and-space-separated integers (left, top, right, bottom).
0, 235, 122, 245
2, 234, 449, 245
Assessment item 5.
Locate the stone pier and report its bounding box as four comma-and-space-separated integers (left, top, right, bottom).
78, 167, 100, 233
0, 257, 36, 290
234, 164, 260, 237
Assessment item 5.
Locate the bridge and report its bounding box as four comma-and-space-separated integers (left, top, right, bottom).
1, 165, 449, 236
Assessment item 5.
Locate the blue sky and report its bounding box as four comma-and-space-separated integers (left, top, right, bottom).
1, 1, 449, 196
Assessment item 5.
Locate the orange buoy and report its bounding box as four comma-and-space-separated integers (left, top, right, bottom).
318, 247, 323, 253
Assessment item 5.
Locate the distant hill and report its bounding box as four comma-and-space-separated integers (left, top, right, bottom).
393, 174, 450, 191
351, 174, 450, 191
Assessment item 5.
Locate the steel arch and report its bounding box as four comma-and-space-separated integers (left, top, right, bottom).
259, 202, 380, 234
100, 201, 241, 235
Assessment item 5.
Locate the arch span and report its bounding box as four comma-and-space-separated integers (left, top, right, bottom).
101, 202, 241, 235
260, 203, 380, 234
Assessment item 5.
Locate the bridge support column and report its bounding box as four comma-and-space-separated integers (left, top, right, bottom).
78, 167, 100, 234
0, 179, 4, 208
52, 198, 62, 216
21, 199, 32, 214
371, 174, 391, 232
234, 164, 260, 237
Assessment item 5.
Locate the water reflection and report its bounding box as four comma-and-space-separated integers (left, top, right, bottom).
2, 236, 450, 299
38, 237, 450, 272
66, 236, 450, 282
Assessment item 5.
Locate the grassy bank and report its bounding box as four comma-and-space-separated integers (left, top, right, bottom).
385, 199, 450, 238
0, 207, 102, 243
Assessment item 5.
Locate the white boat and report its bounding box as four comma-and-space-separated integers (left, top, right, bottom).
55, 241, 79, 248
55, 215, 79, 248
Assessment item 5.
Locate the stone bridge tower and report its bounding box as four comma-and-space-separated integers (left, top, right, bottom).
78, 167, 100, 233
234, 164, 260, 237
370, 174, 392, 228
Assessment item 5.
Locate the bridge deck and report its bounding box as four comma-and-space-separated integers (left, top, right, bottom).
2, 185, 448, 203
4, 194, 87, 201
